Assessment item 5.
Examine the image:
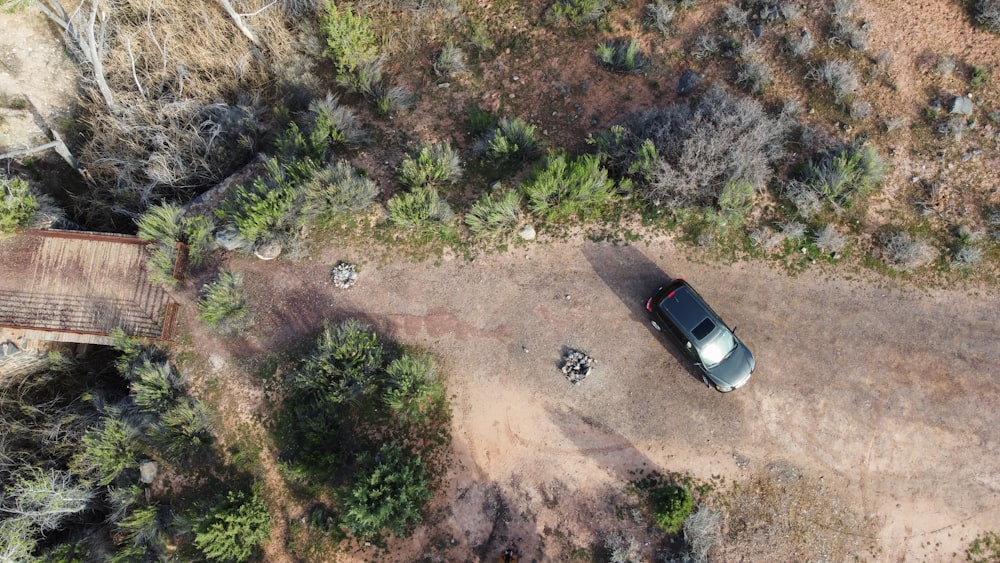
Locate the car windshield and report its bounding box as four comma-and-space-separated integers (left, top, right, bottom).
699, 330, 736, 367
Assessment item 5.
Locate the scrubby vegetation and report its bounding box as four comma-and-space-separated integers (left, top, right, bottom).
0, 338, 260, 560
0, 174, 38, 233
271, 318, 449, 542
4, 0, 1000, 558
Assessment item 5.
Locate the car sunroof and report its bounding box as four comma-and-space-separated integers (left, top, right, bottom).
692, 317, 715, 340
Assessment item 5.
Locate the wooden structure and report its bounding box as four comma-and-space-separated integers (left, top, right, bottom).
0, 229, 179, 345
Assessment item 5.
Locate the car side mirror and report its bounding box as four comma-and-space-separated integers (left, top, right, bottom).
685, 341, 693, 349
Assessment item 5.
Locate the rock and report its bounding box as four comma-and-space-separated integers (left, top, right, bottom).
139, 460, 158, 484
518, 225, 536, 241
254, 240, 282, 260
215, 227, 248, 251
561, 349, 594, 385
330, 261, 358, 289
677, 69, 701, 96
950, 96, 974, 115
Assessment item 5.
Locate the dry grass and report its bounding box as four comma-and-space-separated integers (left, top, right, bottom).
717, 463, 880, 561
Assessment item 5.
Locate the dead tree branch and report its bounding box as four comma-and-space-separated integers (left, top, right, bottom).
35, 0, 117, 110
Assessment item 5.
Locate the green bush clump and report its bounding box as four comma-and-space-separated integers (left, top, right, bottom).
341, 444, 431, 540
476, 117, 540, 166
302, 94, 368, 151
217, 156, 318, 248
547, 0, 608, 26
274, 318, 450, 522
434, 42, 467, 76
137, 203, 217, 285
302, 161, 379, 221
193, 489, 271, 563
967, 531, 1000, 563
595, 38, 649, 74
801, 144, 886, 208
397, 142, 462, 189
321, 2, 379, 76
387, 187, 455, 230
0, 175, 38, 233
465, 188, 523, 239
650, 484, 694, 533
197, 271, 249, 333
520, 152, 616, 221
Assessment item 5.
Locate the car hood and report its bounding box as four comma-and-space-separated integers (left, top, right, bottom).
705, 340, 755, 390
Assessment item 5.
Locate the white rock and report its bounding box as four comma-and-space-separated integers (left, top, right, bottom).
518, 225, 536, 241
255, 241, 282, 260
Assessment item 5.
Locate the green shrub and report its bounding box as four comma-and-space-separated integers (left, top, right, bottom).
137, 203, 217, 284
971, 65, 992, 88
967, 531, 1000, 563
338, 59, 414, 116
397, 142, 462, 189
130, 359, 184, 415
434, 42, 467, 76
73, 419, 140, 486
546, 0, 608, 26
218, 157, 314, 247
115, 504, 168, 559
387, 187, 454, 229
0, 175, 39, 233
802, 144, 886, 208
290, 319, 385, 409
520, 152, 616, 221
465, 188, 523, 239
650, 484, 694, 533
595, 38, 649, 74
155, 397, 214, 462
193, 489, 271, 563
383, 352, 445, 426
341, 444, 431, 540
197, 271, 248, 332
321, 2, 379, 76
305, 94, 368, 151
476, 117, 540, 165
717, 178, 755, 224
136, 202, 184, 243
302, 161, 379, 221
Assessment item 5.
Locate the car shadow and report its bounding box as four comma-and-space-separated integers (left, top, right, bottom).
580, 241, 709, 390
580, 241, 671, 323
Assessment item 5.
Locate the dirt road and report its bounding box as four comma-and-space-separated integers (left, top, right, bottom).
197, 232, 1000, 561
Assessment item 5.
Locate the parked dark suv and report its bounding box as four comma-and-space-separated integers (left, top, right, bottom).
646, 279, 755, 392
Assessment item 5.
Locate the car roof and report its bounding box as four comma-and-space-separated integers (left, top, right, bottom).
660, 285, 715, 334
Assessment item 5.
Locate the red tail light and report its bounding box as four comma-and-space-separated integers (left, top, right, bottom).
646, 297, 653, 312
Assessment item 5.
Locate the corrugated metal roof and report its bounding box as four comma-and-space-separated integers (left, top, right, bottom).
0, 229, 179, 343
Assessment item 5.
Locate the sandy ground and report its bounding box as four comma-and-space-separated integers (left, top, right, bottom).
175, 231, 1000, 562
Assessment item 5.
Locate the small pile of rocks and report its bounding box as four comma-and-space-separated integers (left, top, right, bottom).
330, 261, 358, 289
561, 349, 594, 385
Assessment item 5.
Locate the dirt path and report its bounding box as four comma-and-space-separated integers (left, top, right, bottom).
186, 232, 1000, 561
